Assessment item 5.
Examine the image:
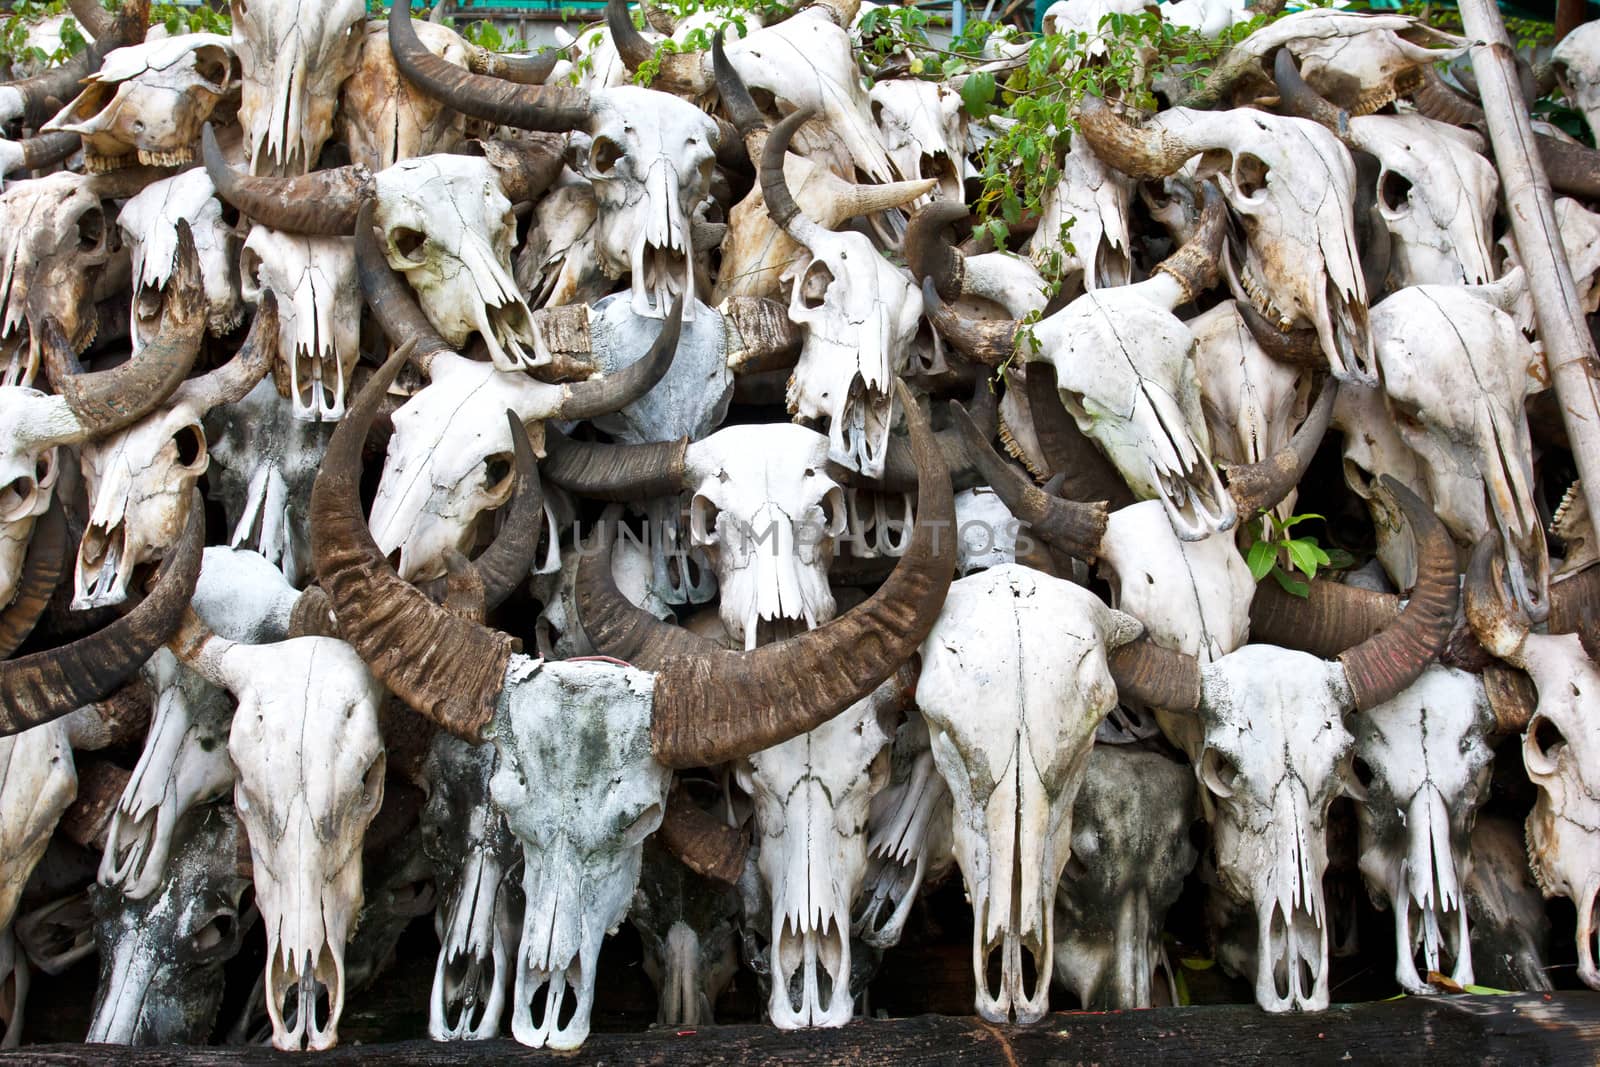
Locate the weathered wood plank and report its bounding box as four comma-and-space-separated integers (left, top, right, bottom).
6, 994, 1597, 1065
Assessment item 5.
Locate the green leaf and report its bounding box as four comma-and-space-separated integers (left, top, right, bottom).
960, 71, 995, 118
1246, 540, 1277, 582
1285, 539, 1322, 580
1271, 566, 1310, 598
1278, 512, 1324, 529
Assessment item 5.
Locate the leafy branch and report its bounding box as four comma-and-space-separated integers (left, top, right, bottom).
1243, 512, 1353, 597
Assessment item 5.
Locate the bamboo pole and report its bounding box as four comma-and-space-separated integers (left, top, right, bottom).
1457, 0, 1600, 546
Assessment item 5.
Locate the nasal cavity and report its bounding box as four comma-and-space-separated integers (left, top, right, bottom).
555, 968, 581, 1031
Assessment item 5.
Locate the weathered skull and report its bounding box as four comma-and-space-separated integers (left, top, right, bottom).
867, 79, 965, 205
0, 170, 125, 386
1373, 282, 1548, 618
422, 732, 524, 1041
175, 622, 386, 1051
118, 170, 244, 348
1197, 645, 1355, 1012
240, 227, 359, 421
1464, 816, 1553, 993
0, 387, 66, 607
338, 20, 478, 172
631, 836, 742, 1026
43, 34, 238, 172
1351, 665, 1494, 994
576, 88, 719, 322
1552, 20, 1600, 144
736, 683, 897, 1028
86, 805, 253, 1044
917, 564, 1142, 1023
374, 155, 539, 372
952, 487, 1023, 576
231, 0, 367, 175
1052, 744, 1198, 1009
1031, 132, 1135, 291
488, 659, 669, 1050
1348, 115, 1496, 289
1334, 379, 1427, 589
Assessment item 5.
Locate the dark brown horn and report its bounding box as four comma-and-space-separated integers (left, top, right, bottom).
202, 124, 370, 237
1337, 476, 1460, 710
1221, 377, 1337, 516
904, 201, 969, 300
1072, 94, 1196, 180
721, 296, 803, 373
1548, 563, 1600, 636
1024, 363, 1135, 508
607, 0, 656, 70
1237, 299, 1326, 368
541, 426, 690, 501
59, 760, 132, 849
41, 221, 207, 437
950, 399, 1108, 561
553, 294, 682, 420
1107, 637, 1203, 713
474, 135, 565, 205
465, 43, 561, 86
310, 342, 518, 741
1464, 535, 1530, 660
574, 515, 720, 666
420, 412, 543, 612
1152, 181, 1226, 304
13, 131, 80, 174
658, 781, 747, 886
390, 0, 591, 133
0, 499, 65, 659
1248, 576, 1400, 658
355, 197, 454, 373
182, 291, 279, 412
0, 488, 203, 738
713, 29, 763, 139
606, 0, 710, 93
1273, 48, 1355, 146
921, 278, 1017, 367
759, 108, 823, 242
1482, 663, 1537, 734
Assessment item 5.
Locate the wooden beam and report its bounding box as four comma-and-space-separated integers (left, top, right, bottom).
5, 994, 1598, 1065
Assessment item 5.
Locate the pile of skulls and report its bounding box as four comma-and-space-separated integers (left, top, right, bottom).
0, 0, 1595, 1051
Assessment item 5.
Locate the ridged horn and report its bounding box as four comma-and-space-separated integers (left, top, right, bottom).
713, 29, 764, 138
0, 499, 66, 660
355, 198, 454, 374
310, 342, 518, 741
1248, 573, 1400, 658
1336, 476, 1460, 710
1107, 637, 1203, 713
1221, 377, 1337, 516
1237, 298, 1327, 368
759, 108, 825, 246
13, 131, 80, 175
904, 201, 969, 300
0, 488, 202, 738
1482, 663, 1537, 734
1548, 564, 1600, 637
552, 293, 682, 420
465, 43, 560, 86
390, 0, 592, 133
950, 399, 1108, 561
40, 220, 206, 437
202, 124, 371, 236
1464, 534, 1530, 661
474, 135, 565, 205
657, 782, 747, 886
1073, 94, 1197, 180
1152, 181, 1226, 303
921, 278, 1017, 368
541, 425, 690, 501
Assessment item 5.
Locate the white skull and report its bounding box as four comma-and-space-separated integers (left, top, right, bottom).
867, 79, 966, 205
1553, 21, 1600, 143
1196, 645, 1354, 1012
1031, 132, 1135, 291
631, 836, 743, 1026
43, 34, 238, 172
1373, 282, 1547, 618
1351, 665, 1495, 994
952, 487, 1022, 575
576, 88, 719, 322
231, 0, 367, 175
735, 683, 897, 1028
1190, 300, 1307, 495
684, 424, 847, 648
183, 628, 386, 1051
1040, 0, 1154, 61
338, 20, 479, 172
1052, 744, 1199, 1009
0, 171, 124, 386
488, 657, 669, 1050
374, 155, 539, 372
240, 227, 359, 422
118, 170, 244, 349
1333, 379, 1426, 589
917, 564, 1142, 1023
0, 387, 68, 607
784, 228, 922, 477
1499, 197, 1600, 325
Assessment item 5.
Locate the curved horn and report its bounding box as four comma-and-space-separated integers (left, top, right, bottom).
759, 108, 825, 247
1152, 181, 1227, 304
1073, 94, 1197, 180
355, 198, 453, 374
607, 0, 657, 71
1221, 377, 1337, 516
713, 29, 764, 139
1274, 48, 1355, 147
921, 278, 1018, 368
1237, 299, 1326, 368
1248, 573, 1400, 658
0, 489, 203, 738
552, 293, 682, 420
40, 221, 207, 437
1464, 534, 1529, 661
950, 399, 1108, 561
1107, 637, 1203, 714
181, 291, 279, 412
9, 131, 80, 175
202, 124, 370, 237
579, 380, 956, 767
658, 782, 747, 886
465, 43, 561, 86
0, 499, 65, 660
904, 201, 969, 300
1483, 663, 1537, 734
1024, 362, 1135, 508
541, 425, 690, 501
390, 0, 591, 133
310, 342, 518, 741
1337, 476, 1460, 710
606, 0, 711, 95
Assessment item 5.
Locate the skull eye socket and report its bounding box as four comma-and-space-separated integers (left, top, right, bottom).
619, 803, 662, 847
1231, 152, 1269, 200
77, 208, 105, 253
0, 474, 38, 523
1199, 747, 1239, 800
193, 47, 234, 92
184, 904, 243, 961
590, 136, 624, 175
799, 261, 834, 309
389, 226, 428, 267
1524, 714, 1566, 775
482, 451, 515, 501
1378, 170, 1413, 216
360, 756, 385, 810
690, 494, 720, 544
172, 424, 207, 470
